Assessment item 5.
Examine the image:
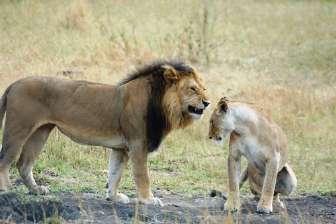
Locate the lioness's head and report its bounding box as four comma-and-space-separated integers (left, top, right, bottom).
208, 97, 234, 144
162, 64, 210, 128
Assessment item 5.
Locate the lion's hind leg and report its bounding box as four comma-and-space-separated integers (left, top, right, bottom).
16, 124, 54, 195
0, 149, 10, 191
0, 124, 36, 191
106, 148, 129, 203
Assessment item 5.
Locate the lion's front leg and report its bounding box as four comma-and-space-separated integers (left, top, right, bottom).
106, 149, 129, 203
130, 148, 163, 207
257, 154, 280, 214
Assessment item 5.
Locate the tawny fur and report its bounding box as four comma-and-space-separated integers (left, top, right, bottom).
0, 61, 209, 206
209, 97, 297, 213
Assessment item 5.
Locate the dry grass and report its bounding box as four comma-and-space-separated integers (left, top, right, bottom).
0, 0, 335, 197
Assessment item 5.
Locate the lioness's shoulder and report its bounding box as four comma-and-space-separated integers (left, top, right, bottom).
230, 103, 259, 124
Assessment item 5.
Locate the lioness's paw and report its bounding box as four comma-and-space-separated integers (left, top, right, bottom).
224, 199, 240, 213
257, 203, 273, 214
152, 197, 164, 207
274, 199, 285, 209
138, 197, 164, 207
106, 193, 130, 204
30, 185, 49, 195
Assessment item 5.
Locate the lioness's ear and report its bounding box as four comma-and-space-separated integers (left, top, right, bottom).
218, 97, 228, 113
162, 65, 179, 82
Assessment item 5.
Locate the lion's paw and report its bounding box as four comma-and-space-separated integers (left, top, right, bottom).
106, 192, 130, 204
116, 193, 130, 203
30, 185, 49, 195
0, 186, 8, 192
0, 173, 10, 191
138, 197, 164, 207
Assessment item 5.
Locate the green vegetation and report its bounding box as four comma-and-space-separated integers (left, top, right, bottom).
0, 0, 335, 197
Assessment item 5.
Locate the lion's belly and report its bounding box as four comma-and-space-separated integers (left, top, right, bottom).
57, 126, 126, 148
96, 137, 126, 148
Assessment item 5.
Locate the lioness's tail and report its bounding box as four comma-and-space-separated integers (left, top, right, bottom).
0, 85, 12, 129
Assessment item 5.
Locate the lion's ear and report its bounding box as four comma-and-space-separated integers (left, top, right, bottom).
162, 65, 179, 82
218, 97, 228, 113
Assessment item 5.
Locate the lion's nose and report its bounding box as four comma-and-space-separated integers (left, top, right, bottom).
203, 100, 210, 108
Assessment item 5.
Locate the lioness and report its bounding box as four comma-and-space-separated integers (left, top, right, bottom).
209, 97, 297, 213
0, 61, 210, 206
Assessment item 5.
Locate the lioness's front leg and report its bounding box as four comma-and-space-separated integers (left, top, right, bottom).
130, 148, 163, 206
106, 148, 129, 203
257, 154, 280, 213
225, 147, 241, 212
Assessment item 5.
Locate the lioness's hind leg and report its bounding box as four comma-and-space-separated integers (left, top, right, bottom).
239, 167, 248, 188
247, 165, 263, 197
275, 164, 297, 196
17, 124, 54, 195
274, 193, 285, 209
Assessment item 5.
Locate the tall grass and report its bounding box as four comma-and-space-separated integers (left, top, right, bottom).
0, 0, 335, 196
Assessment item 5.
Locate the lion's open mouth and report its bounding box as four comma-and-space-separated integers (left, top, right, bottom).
188, 105, 204, 115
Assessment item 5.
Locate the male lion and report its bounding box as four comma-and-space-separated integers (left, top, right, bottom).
208, 97, 297, 213
0, 61, 210, 206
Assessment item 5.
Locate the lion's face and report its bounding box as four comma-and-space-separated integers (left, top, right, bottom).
162, 65, 210, 128
208, 97, 234, 145
177, 75, 210, 120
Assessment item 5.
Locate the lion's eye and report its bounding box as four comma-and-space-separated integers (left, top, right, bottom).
190, 87, 196, 92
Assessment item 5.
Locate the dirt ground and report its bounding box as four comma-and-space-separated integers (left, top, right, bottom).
0, 190, 335, 224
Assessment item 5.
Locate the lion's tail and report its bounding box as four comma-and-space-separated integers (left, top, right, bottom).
0, 85, 12, 129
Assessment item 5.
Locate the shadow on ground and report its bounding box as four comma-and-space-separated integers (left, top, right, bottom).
0, 190, 335, 223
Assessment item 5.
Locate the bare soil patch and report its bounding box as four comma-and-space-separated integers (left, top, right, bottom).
0, 191, 335, 223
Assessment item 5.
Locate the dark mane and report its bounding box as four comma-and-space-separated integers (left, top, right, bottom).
119, 60, 193, 152
118, 60, 193, 86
